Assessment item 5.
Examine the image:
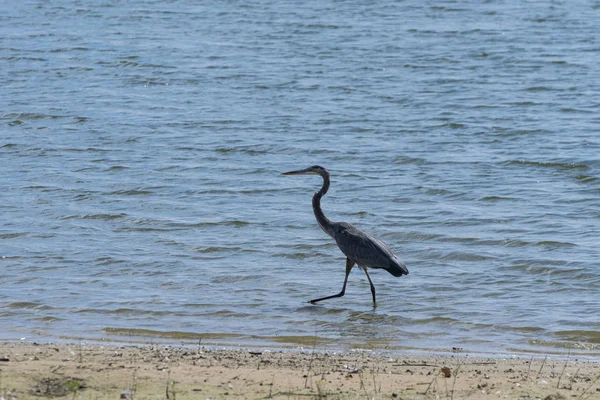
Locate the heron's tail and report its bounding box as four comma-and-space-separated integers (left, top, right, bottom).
387, 256, 409, 277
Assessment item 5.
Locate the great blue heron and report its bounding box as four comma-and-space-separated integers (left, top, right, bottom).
283, 165, 408, 304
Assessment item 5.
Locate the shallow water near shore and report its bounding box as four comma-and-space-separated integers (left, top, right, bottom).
1, 1, 599, 358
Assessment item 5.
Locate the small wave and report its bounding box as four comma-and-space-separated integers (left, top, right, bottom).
535, 240, 576, 248
438, 236, 478, 244
529, 338, 600, 350
414, 186, 453, 196
93, 257, 126, 266
554, 330, 600, 344
117, 227, 174, 232
560, 107, 594, 114
102, 327, 244, 340
58, 213, 127, 221
273, 251, 329, 260
478, 195, 516, 202
1, 112, 67, 120
210, 310, 253, 318
195, 246, 246, 254
49, 46, 89, 53
199, 220, 250, 228
393, 155, 427, 165
506, 325, 545, 333
284, 22, 341, 30
507, 264, 596, 280
404, 232, 444, 241
281, 242, 334, 250
214, 147, 269, 155
109, 188, 154, 196
97, 60, 176, 69
76, 308, 170, 316
524, 86, 555, 92
23, 185, 60, 192
239, 188, 282, 194
35, 316, 64, 322
211, 275, 265, 284
575, 174, 598, 183
5, 302, 52, 310
105, 166, 129, 172
269, 335, 336, 345
504, 160, 589, 170
507, 101, 537, 106
0, 311, 17, 317
62, 146, 110, 153
342, 211, 376, 219
0, 232, 29, 239
430, 5, 468, 11
413, 316, 459, 324
439, 251, 495, 261
502, 239, 531, 247
5, 56, 47, 62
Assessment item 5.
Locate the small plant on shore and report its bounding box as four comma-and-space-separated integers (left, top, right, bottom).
165, 370, 177, 400
451, 361, 461, 400
77, 340, 83, 364
315, 378, 327, 399
304, 330, 319, 390
536, 356, 548, 380
64, 379, 82, 400
578, 373, 600, 400
557, 350, 570, 389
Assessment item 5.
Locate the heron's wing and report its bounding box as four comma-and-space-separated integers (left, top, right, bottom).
332, 223, 407, 276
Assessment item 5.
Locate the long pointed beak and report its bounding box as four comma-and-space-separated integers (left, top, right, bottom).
282, 168, 311, 176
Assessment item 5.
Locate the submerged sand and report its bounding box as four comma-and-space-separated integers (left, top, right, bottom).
0, 342, 599, 399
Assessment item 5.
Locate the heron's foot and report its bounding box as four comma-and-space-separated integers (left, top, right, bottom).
308, 291, 345, 304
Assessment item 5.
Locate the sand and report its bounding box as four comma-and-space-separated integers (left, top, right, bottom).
0, 342, 599, 399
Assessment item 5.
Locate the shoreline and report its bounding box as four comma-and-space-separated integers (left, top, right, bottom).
7, 327, 600, 361
1, 341, 599, 399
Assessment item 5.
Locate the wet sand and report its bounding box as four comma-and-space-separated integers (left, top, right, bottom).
0, 342, 599, 399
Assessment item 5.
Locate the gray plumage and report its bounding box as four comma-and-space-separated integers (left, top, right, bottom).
330, 222, 408, 278
282, 165, 408, 304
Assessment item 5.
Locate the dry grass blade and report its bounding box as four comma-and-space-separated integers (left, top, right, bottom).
536, 356, 548, 379
451, 363, 461, 400
578, 373, 600, 400
556, 350, 570, 389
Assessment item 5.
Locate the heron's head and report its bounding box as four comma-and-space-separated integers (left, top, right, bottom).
282, 165, 328, 176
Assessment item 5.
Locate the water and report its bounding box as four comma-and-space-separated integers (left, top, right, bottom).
2, 0, 599, 358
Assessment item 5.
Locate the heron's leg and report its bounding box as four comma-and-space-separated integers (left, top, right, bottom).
309, 258, 355, 304
362, 267, 376, 304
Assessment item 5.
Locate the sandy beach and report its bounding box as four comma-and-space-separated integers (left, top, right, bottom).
0, 342, 598, 399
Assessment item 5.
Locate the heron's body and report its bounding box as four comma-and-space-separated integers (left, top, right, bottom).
329, 222, 408, 278
283, 165, 408, 304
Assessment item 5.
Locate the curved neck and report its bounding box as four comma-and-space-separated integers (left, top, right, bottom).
312, 171, 334, 236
